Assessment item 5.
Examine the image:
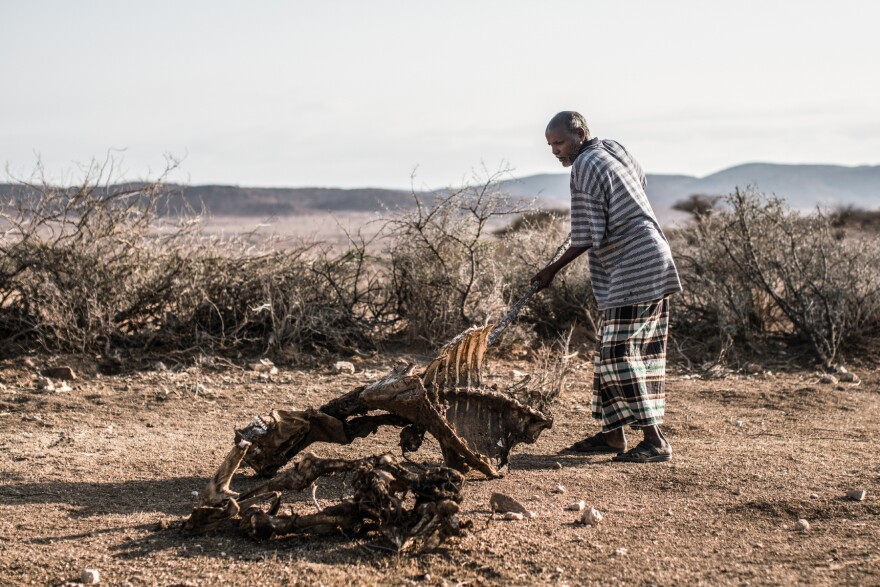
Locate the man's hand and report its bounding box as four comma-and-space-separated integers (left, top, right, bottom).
531, 266, 559, 291
530, 245, 589, 292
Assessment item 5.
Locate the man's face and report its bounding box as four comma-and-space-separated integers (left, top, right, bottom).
545, 125, 586, 167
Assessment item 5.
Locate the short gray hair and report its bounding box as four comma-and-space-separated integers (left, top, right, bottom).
547, 111, 590, 137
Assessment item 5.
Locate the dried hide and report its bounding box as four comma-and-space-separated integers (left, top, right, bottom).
183, 447, 471, 553
236, 326, 554, 479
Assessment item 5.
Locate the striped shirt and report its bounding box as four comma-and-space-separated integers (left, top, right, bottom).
570, 137, 682, 310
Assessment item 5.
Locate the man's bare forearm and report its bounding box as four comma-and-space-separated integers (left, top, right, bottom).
531, 245, 589, 290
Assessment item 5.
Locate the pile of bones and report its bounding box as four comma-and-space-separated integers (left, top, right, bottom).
182, 325, 555, 553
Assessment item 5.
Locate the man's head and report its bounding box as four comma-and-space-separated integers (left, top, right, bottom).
545, 111, 590, 167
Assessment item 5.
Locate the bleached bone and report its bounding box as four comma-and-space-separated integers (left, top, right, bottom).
183, 452, 472, 553
235, 326, 553, 479
198, 438, 251, 506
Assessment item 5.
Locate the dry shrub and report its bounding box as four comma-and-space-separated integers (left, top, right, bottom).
0, 164, 393, 358
496, 214, 598, 346
383, 172, 527, 346
671, 188, 880, 366
175, 233, 392, 355
0, 163, 198, 353
4, 165, 877, 367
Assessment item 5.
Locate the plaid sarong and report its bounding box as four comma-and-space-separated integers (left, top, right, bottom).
591, 298, 669, 431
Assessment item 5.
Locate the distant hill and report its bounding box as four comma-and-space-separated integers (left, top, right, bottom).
503, 163, 880, 225
2, 163, 877, 225
0, 183, 418, 217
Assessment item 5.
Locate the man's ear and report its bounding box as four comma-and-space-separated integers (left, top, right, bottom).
576, 128, 587, 142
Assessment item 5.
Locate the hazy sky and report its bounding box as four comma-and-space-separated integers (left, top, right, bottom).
2, 1, 879, 189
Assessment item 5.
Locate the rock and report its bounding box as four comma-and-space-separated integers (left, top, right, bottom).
81, 569, 100, 584
566, 500, 586, 512
794, 519, 810, 532
809, 493, 819, 499
333, 361, 356, 374
580, 507, 603, 526
502, 512, 525, 521
35, 377, 55, 392
153, 361, 169, 372
838, 372, 859, 383
846, 489, 866, 501
23, 357, 36, 369
510, 369, 528, 378
834, 365, 848, 375
818, 374, 838, 385
490, 492, 532, 518
744, 363, 763, 375
43, 366, 76, 381
613, 547, 627, 556
553, 484, 566, 494
554, 461, 563, 470
735, 420, 743, 427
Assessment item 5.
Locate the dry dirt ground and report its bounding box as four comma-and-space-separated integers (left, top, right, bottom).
1, 352, 878, 586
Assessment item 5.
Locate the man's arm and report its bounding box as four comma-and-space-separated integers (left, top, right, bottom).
530, 245, 589, 291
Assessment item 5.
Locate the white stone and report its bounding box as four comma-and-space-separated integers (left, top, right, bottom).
581, 507, 603, 526
795, 519, 810, 532
552, 484, 566, 494
502, 512, 524, 521
333, 361, 356, 374
81, 569, 100, 584
566, 500, 586, 512
510, 369, 528, 378
613, 547, 627, 556
846, 489, 866, 501
809, 493, 819, 499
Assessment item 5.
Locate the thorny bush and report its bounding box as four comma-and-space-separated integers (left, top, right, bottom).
670, 188, 880, 367
2, 167, 878, 367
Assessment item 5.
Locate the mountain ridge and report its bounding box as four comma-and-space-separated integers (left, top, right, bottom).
2, 162, 877, 226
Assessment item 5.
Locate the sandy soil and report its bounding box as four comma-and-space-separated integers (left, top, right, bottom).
1, 353, 877, 586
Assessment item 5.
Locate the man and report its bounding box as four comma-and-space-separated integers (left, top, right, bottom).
532, 111, 682, 462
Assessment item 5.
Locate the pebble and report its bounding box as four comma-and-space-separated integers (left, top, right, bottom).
81, 569, 100, 584
153, 361, 169, 371
490, 492, 533, 518
613, 547, 627, 556
502, 512, 525, 521
566, 500, 586, 512
846, 489, 866, 501
809, 493, 819, 499
795, 519, 810, 532
554, 462, 563, 470
333, 361, 356, 374
818, 374, 838, 385
580, 507, 603, 526
838, 372, 859, 383
553, 484, 566, 494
